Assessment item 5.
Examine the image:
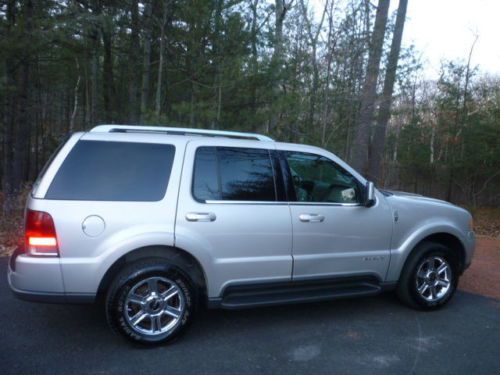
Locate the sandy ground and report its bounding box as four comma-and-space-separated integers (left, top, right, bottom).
459, 237, 500, 300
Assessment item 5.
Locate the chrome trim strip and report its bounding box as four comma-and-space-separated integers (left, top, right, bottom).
204, 200, 288, 205
289, 202, 361, 207
203, 200, 361, 206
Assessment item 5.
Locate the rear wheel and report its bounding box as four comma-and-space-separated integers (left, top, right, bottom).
397, 242, 459, 310
105, 258, 196, 345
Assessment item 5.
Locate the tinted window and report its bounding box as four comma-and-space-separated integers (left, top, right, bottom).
32, 134, 71, 195
193, 147, 276, 201
285, 151, 361, 204
46, 140, 175, 201
193, 147, 220, 201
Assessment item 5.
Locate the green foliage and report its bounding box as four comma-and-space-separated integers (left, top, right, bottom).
387, 61, 500, 204
0, 0, 498, 206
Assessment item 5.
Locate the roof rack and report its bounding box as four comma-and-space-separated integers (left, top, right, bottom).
90, 125, 274, 142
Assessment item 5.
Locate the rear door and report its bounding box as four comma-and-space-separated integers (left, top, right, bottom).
175, 139, 293, 297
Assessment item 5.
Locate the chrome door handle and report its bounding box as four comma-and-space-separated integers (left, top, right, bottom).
186, 212, 216, 222
299, 213, 325, 223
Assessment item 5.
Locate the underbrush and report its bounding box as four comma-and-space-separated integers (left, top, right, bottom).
470, 207, 500, 239
0, 188, 30, 256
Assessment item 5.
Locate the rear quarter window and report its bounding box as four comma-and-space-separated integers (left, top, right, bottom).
46, 140, 175, 201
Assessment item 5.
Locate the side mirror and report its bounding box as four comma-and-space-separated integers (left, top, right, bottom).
364, 181, 376, 207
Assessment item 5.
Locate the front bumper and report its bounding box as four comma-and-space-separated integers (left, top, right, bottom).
7, 248, 94, 304
463, 230, 476, 271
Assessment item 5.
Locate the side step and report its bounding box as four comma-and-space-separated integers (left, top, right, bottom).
218, 277, 382, 310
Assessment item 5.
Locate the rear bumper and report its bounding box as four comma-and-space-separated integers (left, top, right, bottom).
9, 285, 94, 303
7, 248, 94, 304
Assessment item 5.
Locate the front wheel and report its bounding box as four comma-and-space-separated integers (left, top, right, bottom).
105, 258, 196, 345
397, 242, 459, 310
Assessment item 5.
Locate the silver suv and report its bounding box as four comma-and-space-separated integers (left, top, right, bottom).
8, 125, 475, 345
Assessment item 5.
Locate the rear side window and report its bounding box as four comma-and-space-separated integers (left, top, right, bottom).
32, 134, 71, 196
46, 140, 175, 201
193, 146, 276, 202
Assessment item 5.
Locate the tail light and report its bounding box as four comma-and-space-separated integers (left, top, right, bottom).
25, 209, 59, 256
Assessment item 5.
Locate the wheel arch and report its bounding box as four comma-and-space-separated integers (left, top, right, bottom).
399, 232, 466, 280
96, 245, 208, 303
417, 232, 466, 272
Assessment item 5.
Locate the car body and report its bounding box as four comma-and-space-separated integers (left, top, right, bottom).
7, 125, 475, 344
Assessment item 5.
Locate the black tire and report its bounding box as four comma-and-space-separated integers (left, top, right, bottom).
105, 258, 196, 345
397, 241, 459, 310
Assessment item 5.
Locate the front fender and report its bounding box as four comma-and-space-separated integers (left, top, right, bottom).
386, 221, 469, 282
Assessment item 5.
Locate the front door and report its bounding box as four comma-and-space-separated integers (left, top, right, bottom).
278, 146, 393, 282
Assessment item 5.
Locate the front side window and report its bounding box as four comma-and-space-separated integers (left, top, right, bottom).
193, 146, 276, 202
285, 151, 361, 204
46, 140, 175, 201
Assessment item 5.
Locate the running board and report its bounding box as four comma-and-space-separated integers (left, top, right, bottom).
216, 277, 382, 310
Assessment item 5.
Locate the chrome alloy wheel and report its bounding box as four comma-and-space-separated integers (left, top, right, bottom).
415, 256, 452, 302
124, 276, 185, 336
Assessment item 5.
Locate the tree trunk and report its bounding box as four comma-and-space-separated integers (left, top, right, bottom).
269, 0, 291, 133
368, 0, 408, 182
83, 58, 90, 127
300, 0, 328, 132
89, 28, 100, 126
140, 0, 153, 121
2, 0, 17, 215
349, 0, 390, 175
212, 0, 224, 129
430, 124, 435, 164
272, 0, 286, 67
128, 0, 141, 123
321, 0, 336, 147
69, 58, 81, 132
155, 0, 169, 117
3, 0, 34, 214
102, 23, 116, 122
249, 0, 259, 131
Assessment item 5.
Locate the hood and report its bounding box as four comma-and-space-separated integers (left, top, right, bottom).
383, 190, 422, 197
381, 189, 473, 235
382, 189, 456, 208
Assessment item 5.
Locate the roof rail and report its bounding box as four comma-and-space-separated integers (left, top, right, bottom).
90, 125, 274, 142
